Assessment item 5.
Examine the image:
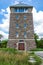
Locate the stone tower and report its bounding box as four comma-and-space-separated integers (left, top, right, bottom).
7, 3, 36, 51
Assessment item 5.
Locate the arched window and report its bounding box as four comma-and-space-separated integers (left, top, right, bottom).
16, 23, 19, 28
16, 32, 19, 38
24, 32, 27, 38
16, 15, 19, 19
24, 16, 27, 20
24, 23, 27, 28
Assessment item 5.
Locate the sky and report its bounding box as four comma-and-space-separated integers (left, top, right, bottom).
0, 0, 43, 39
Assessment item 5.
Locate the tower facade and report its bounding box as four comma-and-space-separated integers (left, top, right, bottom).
7, 3, 36, 51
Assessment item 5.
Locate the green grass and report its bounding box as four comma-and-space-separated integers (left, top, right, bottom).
28, 52, 42, 65
0, 48, 17, 53
31, 48, 43, 51
0, 48, 42, 65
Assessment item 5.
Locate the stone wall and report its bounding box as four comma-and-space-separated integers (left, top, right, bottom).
7, 39, 36, 51
7, 13, 36, 50
9, 13, 34, 39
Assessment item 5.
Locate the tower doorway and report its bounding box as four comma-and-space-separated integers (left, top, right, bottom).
18, 43, 25, 50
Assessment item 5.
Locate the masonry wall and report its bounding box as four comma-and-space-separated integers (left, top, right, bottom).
7, 13, 36, 50
7, 39, 36, 51
9, 13, 34, 39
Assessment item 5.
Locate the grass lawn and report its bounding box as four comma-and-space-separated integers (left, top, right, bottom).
31, 48, 43, 51
0, 48, 42, 65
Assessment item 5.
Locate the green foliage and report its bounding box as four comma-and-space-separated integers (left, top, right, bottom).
37, 39, 43, 48
0, 48, 42, 65
28, 52, 42, 65
0, 48, 17, 54
34, 33, 39, 40
28, 55, 42, 65
34, 33, 39, 48
31, 48, 43, 51
34, 33, 43, 48
0, 40, 8, 48
0, 34, 3, 39
0, 34, 3, 47
34, 55, 42, 65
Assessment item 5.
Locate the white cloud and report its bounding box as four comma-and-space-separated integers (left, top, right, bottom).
6, 7, 10, 14
32, 7, 43, 38
11, 0, 19, 5
0, 6, 43, 39
0, 7, 10, 39
0, 18, 9, 32
33, 8, 43, 23
0, 9, 5, 15
14, 1, 19, 5
0, 7, 10, 32
0, 31, 8, 40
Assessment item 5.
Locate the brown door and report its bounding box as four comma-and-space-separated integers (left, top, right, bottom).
18, 43, 25, 50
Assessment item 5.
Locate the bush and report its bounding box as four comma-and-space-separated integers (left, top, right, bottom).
0, 48, 42, 65
28, 52, 42, 65
0, 40, 8, 48
0, 48, 17, 54
37, 39, 43, 48
34, 55, 42, 65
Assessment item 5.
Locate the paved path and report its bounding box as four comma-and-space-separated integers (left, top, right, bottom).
35, 51, 43, 65
35, 51, 43, 59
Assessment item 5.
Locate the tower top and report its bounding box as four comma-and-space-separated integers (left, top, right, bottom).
10, 2, 33, 8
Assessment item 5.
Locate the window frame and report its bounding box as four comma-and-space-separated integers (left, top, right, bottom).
16, 15, 19, 20
24, 23, 27, 28
24, 16, 27, 20
24, 32, 27, 38
16, 32, 19, 38
16, 23, 19, 28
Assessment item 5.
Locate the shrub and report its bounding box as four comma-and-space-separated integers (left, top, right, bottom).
1, 40, 8, 48
37, 39, 43, 48
28, 52, 42, 65
0, 48, 42, 65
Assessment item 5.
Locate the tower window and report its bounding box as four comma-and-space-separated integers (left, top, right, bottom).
14, 8, 28, 12
16, 32, 19, 38
24, 16, 27, 20
24, 23, 27, 28
16, 15, 19, 19
19, 8, 24, 12
16, 23, 19, 28
15, 8, 17, 12
24, 32, 27, 38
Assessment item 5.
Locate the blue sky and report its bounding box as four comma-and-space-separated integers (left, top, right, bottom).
0, 0, 43, 11
0, 0, 43, 39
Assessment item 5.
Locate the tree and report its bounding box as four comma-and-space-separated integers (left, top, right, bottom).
0, 34, 3, 47
34, 33, 43, 48
34, 33, 39, 48
34, 33, 39, 40
34, 33, 39, 43
1, 40, 8, 48
0, 34, 3, 39
38, 39, 43, 48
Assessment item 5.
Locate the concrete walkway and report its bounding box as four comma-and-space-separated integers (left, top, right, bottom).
35, 51, 43, 59
35, 51, 43, 65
